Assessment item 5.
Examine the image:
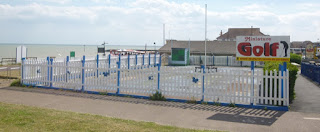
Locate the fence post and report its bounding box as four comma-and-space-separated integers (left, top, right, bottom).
108, 54, 111, 69
142, 54, 145, 66
21, 58, 25, 85
279, 63, 283, 105
157, 55, 161, 91
66, 56, 69, 82
212, 56, 215, 66
154, 53, 156, 66
250, 61, 254, 106
117, 54, 121, 94
81, 55, 85, 92
46, 56, 50, 86
50, 58, 53, 88
201, 65, 205, 102
282, 62, 287, 99
128, 54, 130, 69
135, 54, 138, 66
96, 54, 99, 77
148, 53, 151, 66
227, 56, 229, 66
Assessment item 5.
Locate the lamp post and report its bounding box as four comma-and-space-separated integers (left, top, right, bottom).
154, 42, 156, 54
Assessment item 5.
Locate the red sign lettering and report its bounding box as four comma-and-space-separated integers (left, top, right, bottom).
237, 42, 251, 56
237, 42, 279, 56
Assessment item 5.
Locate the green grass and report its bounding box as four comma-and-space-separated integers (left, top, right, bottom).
10, 79, 21, 87
0, 102, 214, 132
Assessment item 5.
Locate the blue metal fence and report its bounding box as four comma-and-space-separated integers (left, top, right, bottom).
301, 63, 320, 84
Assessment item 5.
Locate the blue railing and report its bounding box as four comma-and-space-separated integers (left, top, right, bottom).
301, 63, 320, 84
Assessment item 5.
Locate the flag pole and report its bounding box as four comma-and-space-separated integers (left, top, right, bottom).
163, 24, 165, 46
204, 4, 207, 69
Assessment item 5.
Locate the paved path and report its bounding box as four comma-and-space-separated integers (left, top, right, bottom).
290, 74, 320, 113
0, 87, 319, 132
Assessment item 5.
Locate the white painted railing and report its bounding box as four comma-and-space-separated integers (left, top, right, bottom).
21, 55, 289, 108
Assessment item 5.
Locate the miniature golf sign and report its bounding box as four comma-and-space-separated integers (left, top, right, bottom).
236, 36, 290, 62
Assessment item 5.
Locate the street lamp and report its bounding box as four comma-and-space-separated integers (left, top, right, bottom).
154, 42, 156, 54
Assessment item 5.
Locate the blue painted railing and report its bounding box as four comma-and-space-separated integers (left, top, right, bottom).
301, 62, 320, 84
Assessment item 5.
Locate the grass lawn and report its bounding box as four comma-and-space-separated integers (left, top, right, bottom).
0, 70, 20, 79
0, 102, 215, 132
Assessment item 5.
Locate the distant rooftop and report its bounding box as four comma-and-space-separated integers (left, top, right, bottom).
216, 28, 267, 41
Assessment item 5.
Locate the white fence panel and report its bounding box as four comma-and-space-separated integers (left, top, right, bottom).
160, 66, 203, 100
120, 65, 158, 96
21, 56, 288, 107
22, 59, 49, 86
204, 69, 253, 104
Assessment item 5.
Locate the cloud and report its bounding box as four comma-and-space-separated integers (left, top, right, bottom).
0, 0, 319, 44
34, 0, 72, 4
90, 0, 115, 4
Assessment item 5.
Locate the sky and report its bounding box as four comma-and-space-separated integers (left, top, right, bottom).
0, 0, 320, 45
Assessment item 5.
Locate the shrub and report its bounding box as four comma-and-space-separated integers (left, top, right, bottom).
263, 61, 298, 104
99, 91, 108, 95
150, 91, 166, 101
290, 53, 302, 64
10, 79, 21, 87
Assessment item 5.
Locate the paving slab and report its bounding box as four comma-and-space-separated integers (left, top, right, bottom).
290, 74, 320, 113
0, 87, 319, 132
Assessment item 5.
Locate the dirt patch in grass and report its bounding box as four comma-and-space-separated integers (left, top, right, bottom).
0, 79, 15, 88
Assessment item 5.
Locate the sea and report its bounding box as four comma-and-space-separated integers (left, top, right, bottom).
0, 43, 161, 60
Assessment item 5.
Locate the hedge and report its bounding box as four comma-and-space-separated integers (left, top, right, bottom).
290, 53, 302, 64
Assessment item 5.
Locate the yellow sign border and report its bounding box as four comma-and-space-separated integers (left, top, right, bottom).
236, 57, 290, 62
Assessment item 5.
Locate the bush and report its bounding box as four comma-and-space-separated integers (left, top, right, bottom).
10, 79, 21, 87
263, 61, 298, 104
290, 53, 302, 64
150, 91, 166, 101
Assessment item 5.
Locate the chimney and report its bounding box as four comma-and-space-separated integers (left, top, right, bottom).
220, 30, 223, 36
